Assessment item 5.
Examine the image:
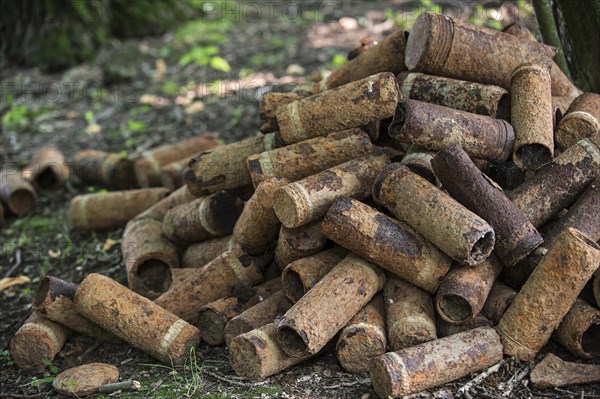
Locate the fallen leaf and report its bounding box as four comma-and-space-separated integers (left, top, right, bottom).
139, 94, 170, 106
153, 59, 167, 82
103, 238, 119, 252
184, 101, 205, 115
0, 276, 31, 291
48, 249, 62, 258
85, 123, 102, 135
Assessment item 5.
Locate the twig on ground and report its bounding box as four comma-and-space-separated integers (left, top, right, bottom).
201, 369, 271, 388
98, 380, 141, 394
457, 359, 505, 398
4, 249, 22, 278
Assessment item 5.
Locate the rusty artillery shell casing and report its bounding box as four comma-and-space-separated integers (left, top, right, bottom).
224, 291, 292, 347
554, 299, 599, 359
136, 185, 195, 221
274, 220, 327, 270
497, 228, 600, 361
275, 254, 385, 358
154, 244, 264, 323
160, 157, 191, 190
530, 353, 600, 389
432, 145, 543, 266
134, 135, 218, 187
73, 150, 137, 189
70, 187, 169, 231
247, 129, 374, 188
321, 30, 408, 90
185, 133, 280, 196
594, 274, 600, 308
0, 169, 37, 216
162, 191, 244, 245
23, 147, 69, 192
259, 92, 305, 133
511, 64, 554, 170
405, 12, 555, 90
400, 146, 439, 186
336, 294, 387, 373
75, 273, 200, 364
435, 254, 503, 325
556, 93, 600, 151
436, 313, 494, 338
273, 154, 390, 229
482, 281, 517, 324
166, 268, 200, 288
276, 73, 400, 145
374, 164, 495, 266
181, 235, 235, 268
229, 322, 306, 380
233, 177, 288, 254
281, 248, 347, 303
33, 276, 120, 343
196, 278, 281, 346
397, 72, 510, 120
10, 312, 71, 371
385, 277, 437, 351
371, 326, 503, 398
389, 99, 515, 162
503, 22, 582, 100
322, 197, 451, 293
508, 133, 600, 228
123, 218, 178, 299
552, 95, 572, 118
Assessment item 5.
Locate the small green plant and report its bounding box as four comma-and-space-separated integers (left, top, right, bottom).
0, 350, 14, 367
179, 46, 232, 73
24, 359, 60, 389
329, 53, 348, 69
127, 119, 147, 133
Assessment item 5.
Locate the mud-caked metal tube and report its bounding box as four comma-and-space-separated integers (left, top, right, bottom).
336, 294, 387, 373
370, 326, 503, 398
273, 154, 390, 228
482, 282, 517, 324
160, 157, 191, 190
281, 248, 347, 303
508, 133, 600, 228
181, 235, 235, 268
162, 191, 244, 245
322, 197, 451, 293
389, 99, 515, 162
405, 12, 555, 89
10, 312, 71, 371
73, 150, 137, 189
233, 177, 288, 254
432, 145, 543, 266
397, 72, 510, 120
436, 313, 494, 338
553, 299, 600, 359
23, 147, 69, 192
511, 64, 554, 170
0, 169, 37, 216
385, 277, 437, 351
259, 92, 305, 133
435, 254, 503, 324
497, 228, 600, 361
185, 133, 280, 196
274, 221, 327, 269
374, 164, 495, 266
247, 129, 374, 187
556, 93, 600, 151
276, 73, 400, 145
400, 146, 439, 186
70, 188, 169, 231
74, 273, 200, 365
154, 244, 264, 323
276, 254, 385, 358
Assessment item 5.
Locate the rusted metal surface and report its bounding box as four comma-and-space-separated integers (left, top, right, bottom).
530, 353, 600, 388
181, 235, 235, 268
73, 150, 137, 189
321, 30, 408, 90
277, 73, 400, 145
435, 254, 503, 324
70, 188, 169, 231
389, 99, 515, 162
405, 12, 555, 89
274, 220, 327, 269
511, 64, 554, 170
259, 92, 305, 133
160, 157, 191, 190
154, 244, 264, 323
75, 273, 200, 365
321, 197, 451, 293
185, 133, 280, 196
9, 312, 71, 371
508, 133, 600, 228
436, 313, 493, 338
347, 36, 378, 61
400, 146, 439, 186
482, 281, 517, 324
134, 135, 218, 187
23, 147, 69, 192
281, 248, 347, 303
0, 169, 37, 216
53, 363, 119, 397
247, 129, 374, 187
136, 185, 195, 221
162, 191, 244, 245
233, 177, 287, 254
373, 163, 495, 266
275, 253, 385, 358
385, 277, 437, 351
432, 145, 543, 266
370, 326, 503, 398
32, 276, 120, 344
273, 154, 389, 228
397, 72, 510, 119
336, 294, 387, 373
553, 299, 600, 359
497, 228, 600, 361
556, 93, 600, 151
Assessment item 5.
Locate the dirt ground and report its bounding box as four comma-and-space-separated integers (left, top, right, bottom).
1, 1, 599, 398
